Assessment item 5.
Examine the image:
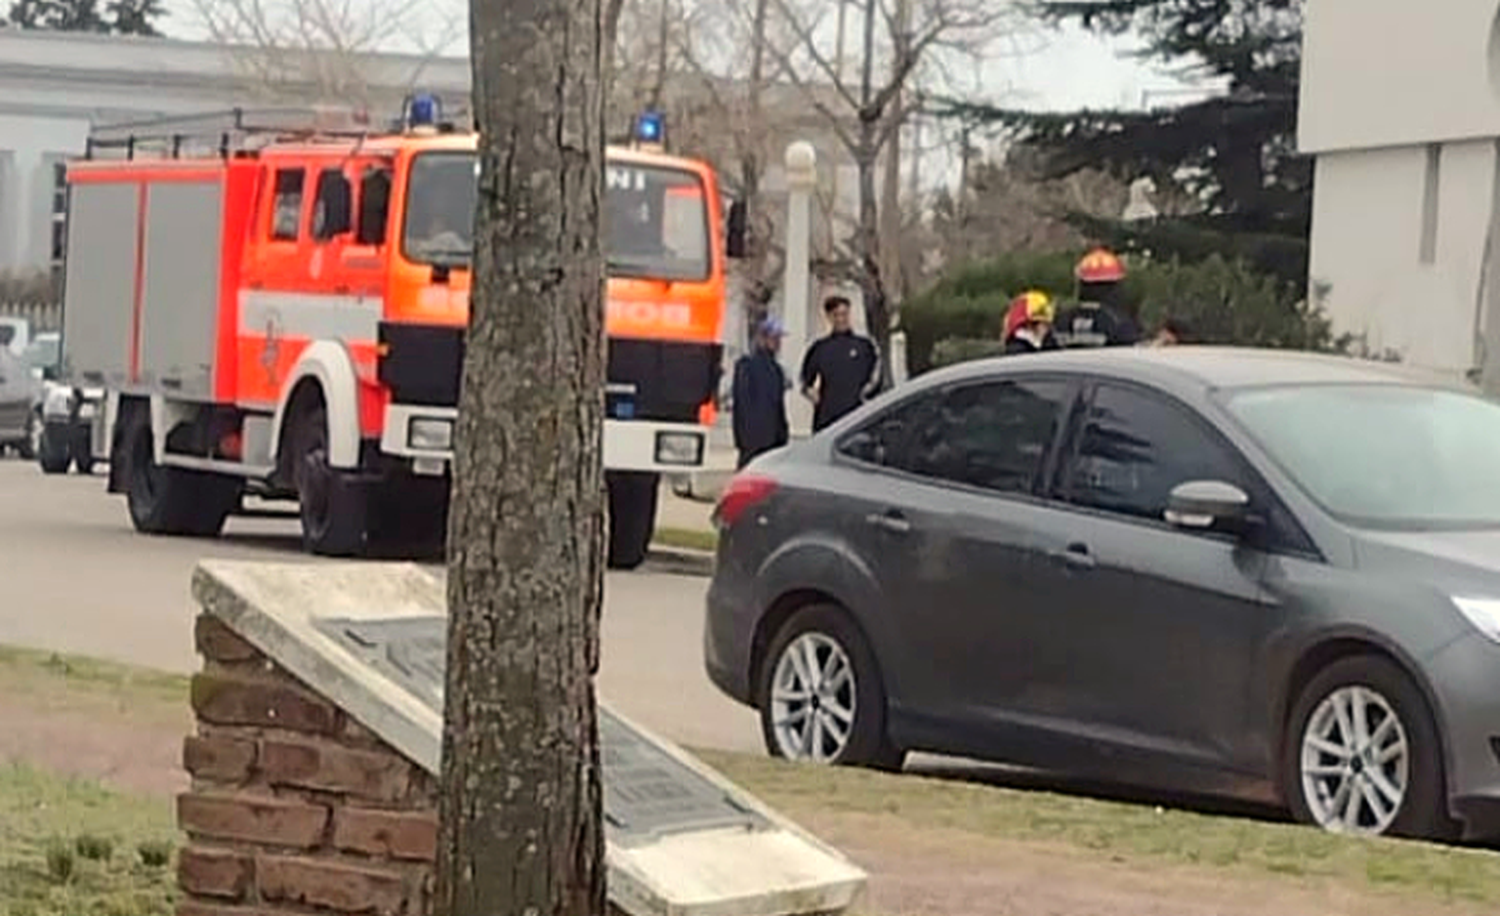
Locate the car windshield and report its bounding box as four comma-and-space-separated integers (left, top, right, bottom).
402, 152, 711, 281
1226, 384, 1500, 530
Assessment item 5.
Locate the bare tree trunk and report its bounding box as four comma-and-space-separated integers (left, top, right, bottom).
856, 0, 890, 374
879, 0, 909, 304
438, 0, 607, 911
739, 0, 772, 328
649, 0, 671, 107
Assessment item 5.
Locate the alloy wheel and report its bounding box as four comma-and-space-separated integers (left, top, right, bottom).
769, 632, 857, 762
1300, 684, 1410, 835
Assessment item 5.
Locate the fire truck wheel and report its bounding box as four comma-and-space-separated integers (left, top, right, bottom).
291, 405, 369, 557
606, 471, 659, 571
124, 412, 237, 537
38, 423, 71, 475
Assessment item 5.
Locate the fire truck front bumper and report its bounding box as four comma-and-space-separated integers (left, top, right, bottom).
380, 403, 709, 475
381, 404, 457, 476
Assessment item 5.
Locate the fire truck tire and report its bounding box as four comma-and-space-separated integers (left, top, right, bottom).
38, 423, 71, 475
124, 413, 238, 537
606, 471, 658, 571
291, 405, 369, 557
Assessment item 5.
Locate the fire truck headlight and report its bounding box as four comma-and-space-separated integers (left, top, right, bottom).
408, 418, 454, 452
655, 431, 704, 466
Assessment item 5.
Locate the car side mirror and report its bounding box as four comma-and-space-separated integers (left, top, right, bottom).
1165, 480, 1251, 532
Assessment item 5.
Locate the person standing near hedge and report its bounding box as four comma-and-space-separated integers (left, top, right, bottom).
1002, 290, 1062, 355
800, 295, 881, 432
1055, 247, 1140, 348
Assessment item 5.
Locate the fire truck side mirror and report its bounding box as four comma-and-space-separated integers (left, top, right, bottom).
313, 171, 353, 242
726, 199, 748, 260
357, 168, 392, 247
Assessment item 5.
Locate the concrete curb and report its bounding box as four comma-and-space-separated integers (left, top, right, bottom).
645, 544, 715, 578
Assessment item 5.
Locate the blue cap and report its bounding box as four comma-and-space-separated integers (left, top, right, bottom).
759, 317, 786, 336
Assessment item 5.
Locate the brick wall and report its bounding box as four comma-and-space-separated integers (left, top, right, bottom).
177, 614, 439, 916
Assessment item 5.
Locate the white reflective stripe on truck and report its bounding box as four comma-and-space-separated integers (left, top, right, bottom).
380, 403, 709, 473
239, 290, 383, 340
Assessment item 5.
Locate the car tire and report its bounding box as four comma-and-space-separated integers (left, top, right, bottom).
1283, 654, 1455, 840
291, 404, 368, 557
37, 422, 70, 474
757, 604, 905, 771
606, 471, 658, 571
124, 412, 238, 537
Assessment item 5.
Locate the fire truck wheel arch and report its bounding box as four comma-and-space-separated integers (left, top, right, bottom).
270, 341, 364, 471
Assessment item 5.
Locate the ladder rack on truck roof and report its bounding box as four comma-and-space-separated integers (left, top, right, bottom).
84, 106, 378, 161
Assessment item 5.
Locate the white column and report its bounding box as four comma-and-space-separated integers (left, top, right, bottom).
782, 141, 817, 436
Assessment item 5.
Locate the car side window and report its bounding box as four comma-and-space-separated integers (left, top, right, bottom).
899, 378, 1071, 494
1064, 383, 1245, 522
836, 395, 931, 467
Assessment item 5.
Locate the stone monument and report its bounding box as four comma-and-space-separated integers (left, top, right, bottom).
175, 560, 866, 916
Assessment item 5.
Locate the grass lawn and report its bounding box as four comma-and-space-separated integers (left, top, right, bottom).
0, 763, 176, 916
2, 643, 1499, 914
651, 525, 718, 553
0, 644, 189, 715
697, 751, 1500, 906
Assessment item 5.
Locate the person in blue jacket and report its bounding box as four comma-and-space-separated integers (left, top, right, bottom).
732, 317, 790, 469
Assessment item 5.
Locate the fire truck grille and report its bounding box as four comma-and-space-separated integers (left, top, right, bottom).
607, 339, 722, 424
378, 322, 722, 424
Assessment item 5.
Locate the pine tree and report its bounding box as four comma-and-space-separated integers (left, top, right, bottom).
944, 0, 1308, 292
5, 0, 166, 34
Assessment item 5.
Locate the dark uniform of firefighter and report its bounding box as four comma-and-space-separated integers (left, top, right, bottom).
1054, 248, 1141, 348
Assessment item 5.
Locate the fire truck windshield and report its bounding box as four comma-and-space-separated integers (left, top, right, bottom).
402, 152, 711, 282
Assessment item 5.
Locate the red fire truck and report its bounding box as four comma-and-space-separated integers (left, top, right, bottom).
60, 102, 739, 566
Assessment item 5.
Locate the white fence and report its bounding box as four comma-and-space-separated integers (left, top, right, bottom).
0, 302, 62, 332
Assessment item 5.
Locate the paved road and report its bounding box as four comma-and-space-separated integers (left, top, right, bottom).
0, 458, 759, 753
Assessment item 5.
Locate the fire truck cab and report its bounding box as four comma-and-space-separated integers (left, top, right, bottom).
60, 103, 737, 565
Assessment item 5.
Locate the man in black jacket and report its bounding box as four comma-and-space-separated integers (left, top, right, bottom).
731, 317, 790, 469
799, 296, 880, 432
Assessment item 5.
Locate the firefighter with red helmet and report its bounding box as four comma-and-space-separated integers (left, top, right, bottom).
1002, 290, 1061, 355
1054, 247, 1141, 348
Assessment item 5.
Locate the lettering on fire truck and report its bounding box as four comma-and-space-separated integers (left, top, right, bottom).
607, 299, 693, 328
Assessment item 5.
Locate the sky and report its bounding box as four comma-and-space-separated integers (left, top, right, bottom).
161, 2, 1214, 115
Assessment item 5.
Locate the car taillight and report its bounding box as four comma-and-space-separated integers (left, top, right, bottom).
714, 474, 778, 527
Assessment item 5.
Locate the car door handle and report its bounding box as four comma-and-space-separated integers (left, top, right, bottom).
865, 511, 911, 535
1049, 543, 1096, 571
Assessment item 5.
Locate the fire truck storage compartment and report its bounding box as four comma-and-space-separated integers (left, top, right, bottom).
63, 173, 226, 400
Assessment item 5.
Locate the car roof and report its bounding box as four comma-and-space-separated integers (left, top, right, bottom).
916, 346, 1461, 395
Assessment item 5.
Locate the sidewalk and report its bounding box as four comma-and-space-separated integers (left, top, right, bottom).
657, 484, 715, 533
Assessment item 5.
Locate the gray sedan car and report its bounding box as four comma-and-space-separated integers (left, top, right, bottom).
705, 347, 1500, 841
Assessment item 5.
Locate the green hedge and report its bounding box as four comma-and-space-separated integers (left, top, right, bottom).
929, 338, 1010, 369
901, 250, 1333, 374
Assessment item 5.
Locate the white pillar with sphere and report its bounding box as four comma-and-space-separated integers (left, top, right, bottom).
781, 140, 817, 437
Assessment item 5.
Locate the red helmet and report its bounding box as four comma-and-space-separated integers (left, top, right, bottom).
1076, 247, 1126, 283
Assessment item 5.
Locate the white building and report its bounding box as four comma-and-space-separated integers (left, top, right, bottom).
1301, 0, 1500, 386
0, 28, 470, 277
